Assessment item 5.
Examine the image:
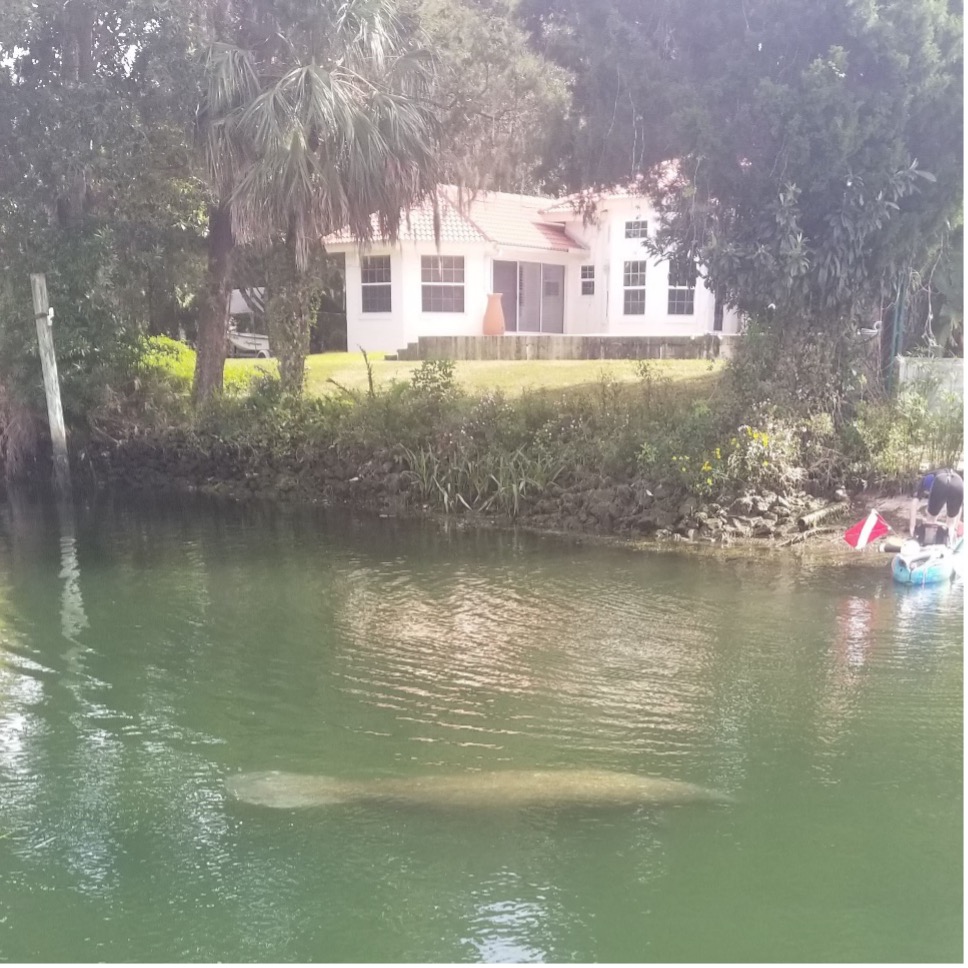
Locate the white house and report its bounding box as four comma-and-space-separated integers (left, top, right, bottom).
324, 186, 740, 353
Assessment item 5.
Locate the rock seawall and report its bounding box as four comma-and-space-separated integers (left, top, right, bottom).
78, 431, 849, 546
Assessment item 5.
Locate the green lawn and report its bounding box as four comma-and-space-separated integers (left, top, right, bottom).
227, 351, 724, 397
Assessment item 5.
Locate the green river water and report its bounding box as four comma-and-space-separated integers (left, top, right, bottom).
0, 492, 961, 963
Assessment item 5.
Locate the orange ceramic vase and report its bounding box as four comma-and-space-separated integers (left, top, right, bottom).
483, 293, 506, 336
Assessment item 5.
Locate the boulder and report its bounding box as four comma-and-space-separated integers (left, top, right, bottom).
728, 516, 751, 535
615, 484, 637, 507
729, 495, 754, 515
678, 496, 698, 518
634, 486, 655, 509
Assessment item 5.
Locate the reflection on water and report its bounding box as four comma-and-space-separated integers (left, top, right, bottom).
464, 878, 554, 964
0, 491, 961, 963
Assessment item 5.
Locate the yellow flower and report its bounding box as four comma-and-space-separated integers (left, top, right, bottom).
707, 477, 713, 485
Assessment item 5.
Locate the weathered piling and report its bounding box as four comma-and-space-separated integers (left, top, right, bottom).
29, 272, 72, 498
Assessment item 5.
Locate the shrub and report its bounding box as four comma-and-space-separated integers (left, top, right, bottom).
716, 422, 802, 495
719, 314, 872, 426
138, 334, 194, 388
638, 413, 803, 500
842, 384, 964, 486
138, 335, 254, 395
409, 359, 458, 400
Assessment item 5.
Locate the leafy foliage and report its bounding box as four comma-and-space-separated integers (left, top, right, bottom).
409, 359, 458, 400
524, 0, 963, 384
644, 0, 962, 363
518, 0, 687, 192
844, 385, 964, 483
417, 0, 570, 193
0, 0, 206, 423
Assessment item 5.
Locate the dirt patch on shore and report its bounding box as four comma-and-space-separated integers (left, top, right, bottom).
863, 493, 912, 533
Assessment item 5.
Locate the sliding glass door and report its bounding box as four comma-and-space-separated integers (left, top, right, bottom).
493, 261, 564, 333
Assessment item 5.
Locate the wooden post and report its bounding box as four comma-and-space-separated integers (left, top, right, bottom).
29, 273, 72, 497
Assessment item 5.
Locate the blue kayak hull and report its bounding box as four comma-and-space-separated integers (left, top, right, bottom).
892, 536, 963, 586
891, 554, 957, 585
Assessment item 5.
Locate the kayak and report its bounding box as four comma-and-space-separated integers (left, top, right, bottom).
892, 537, 964, 586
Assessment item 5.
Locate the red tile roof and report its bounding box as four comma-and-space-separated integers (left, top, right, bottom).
324, 187, 586, 253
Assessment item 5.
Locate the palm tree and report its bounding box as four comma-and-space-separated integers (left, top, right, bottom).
194, 31, 259, 405
194, 0, 439, 402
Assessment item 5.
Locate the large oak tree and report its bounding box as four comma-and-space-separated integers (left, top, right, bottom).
523, 0, 963, 390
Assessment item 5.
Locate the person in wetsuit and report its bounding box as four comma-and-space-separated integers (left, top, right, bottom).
909, 468, 964, 545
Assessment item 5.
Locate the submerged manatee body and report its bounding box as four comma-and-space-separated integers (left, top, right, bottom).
226, 769, 730, 810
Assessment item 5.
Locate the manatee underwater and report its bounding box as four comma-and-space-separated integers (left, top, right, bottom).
225, 768, 731, 811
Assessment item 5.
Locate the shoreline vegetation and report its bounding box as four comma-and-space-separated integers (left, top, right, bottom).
28, 337, 958, 553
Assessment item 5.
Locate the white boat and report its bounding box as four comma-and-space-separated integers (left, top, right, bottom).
228, 330, 271, 358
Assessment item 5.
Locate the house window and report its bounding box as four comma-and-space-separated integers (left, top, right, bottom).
667, 257, 696, 315
625, 219, 648, 239
623, 260, 647, 315
360, 256, 391, 313
580, 265, 595, 296
421, 255, 465, 312
713, 298, 724, 332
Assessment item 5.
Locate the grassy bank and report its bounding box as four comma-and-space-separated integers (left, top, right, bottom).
226, 351, 723, 399
72, 338, 962, 546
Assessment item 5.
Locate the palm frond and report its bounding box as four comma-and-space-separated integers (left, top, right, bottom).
201, 0, 439, 269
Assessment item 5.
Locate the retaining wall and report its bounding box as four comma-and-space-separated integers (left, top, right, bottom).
393, 333, 741, 362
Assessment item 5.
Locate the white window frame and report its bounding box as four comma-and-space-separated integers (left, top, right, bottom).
623, 260, 647, 315
580, 264, 595, 296
421, 255, 465, 313
360, 255, 391, 313
667, 257, 696, 315
624, 219, 648, 239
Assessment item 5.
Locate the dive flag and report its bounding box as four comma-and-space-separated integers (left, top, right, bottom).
843, 510, 891, 549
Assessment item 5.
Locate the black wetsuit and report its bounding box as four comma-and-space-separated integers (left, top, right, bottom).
913, 468, 964, 518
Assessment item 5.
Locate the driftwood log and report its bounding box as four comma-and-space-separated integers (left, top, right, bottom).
796, 503, 843, 531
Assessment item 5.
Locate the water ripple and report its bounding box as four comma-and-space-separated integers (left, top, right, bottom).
0, 500, 961, 963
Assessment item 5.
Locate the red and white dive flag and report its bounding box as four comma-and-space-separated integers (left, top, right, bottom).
843, 510, 891, 549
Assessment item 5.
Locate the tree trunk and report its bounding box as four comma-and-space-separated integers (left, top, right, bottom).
267, 229, 318, 396
193, 204, 234, 405
58, 1, 95, 230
